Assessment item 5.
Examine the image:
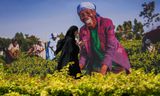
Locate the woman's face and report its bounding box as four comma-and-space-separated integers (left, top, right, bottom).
13, 41, 18, 47
74, 30, 78, 35
79, 9, 97, 29
74, 30, 79, 38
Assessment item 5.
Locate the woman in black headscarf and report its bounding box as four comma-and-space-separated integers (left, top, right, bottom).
55, 25, 81, 78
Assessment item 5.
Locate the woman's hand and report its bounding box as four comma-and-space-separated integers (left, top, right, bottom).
100, 64, 108, 75
78, 40, 85, 47
79, 64, 84, 70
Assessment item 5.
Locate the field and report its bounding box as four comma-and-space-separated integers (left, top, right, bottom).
0, 40, 160, 96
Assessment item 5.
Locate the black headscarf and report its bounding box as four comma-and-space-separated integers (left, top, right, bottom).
55, 25, 78, 55
65, 25, 78, 40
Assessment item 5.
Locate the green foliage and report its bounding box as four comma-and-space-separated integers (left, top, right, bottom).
0, 56, 5, 64
0, 69, 160, 95
121, 40, 142, 55
15, 32, 39, 52
123, 21, 132, 33
121, 40, 160, 74
130, 51, 160, 74
133, 19, 144, 35
0, 40, 160, 95
3, 53, 57, 78
115, 19, 144, 40
58, 32, 65, 40
0, 32, 40, 52
0, 37, 11, 49
139, 1, 160, 27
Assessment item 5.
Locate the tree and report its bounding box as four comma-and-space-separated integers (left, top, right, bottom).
0, 32, 40, 52
58, 32, 65, 40
0, 37, 11, 50
139, 1, 160, 28
14, 32, 25, 48
133, 18, 144, 34
123, 21, 133, 33
116, 25, 124, 33
116, 25, 124, 40
14, 32, 39, 52
127, 20, 132, 32
14, 32, 24, 40
122, 21, 134, 40
25, 35, 39, 51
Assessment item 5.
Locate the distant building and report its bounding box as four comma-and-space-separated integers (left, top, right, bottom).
142, 27, 160, 52
143, 28, 160, 43
0, 47, 4, 56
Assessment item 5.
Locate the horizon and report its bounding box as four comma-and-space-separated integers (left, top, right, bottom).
0, 0, 160, 41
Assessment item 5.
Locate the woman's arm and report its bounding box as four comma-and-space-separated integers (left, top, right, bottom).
79, 30, 87, 70
101, 18, 117, 72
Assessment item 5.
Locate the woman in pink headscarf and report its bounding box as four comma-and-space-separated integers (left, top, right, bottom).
77, 2, 131, 75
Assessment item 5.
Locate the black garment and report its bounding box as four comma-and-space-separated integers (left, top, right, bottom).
5, 51, 14, 64
55, 36, 81, 77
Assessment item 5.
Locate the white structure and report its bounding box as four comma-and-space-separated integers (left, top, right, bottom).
0, 51, 3, 56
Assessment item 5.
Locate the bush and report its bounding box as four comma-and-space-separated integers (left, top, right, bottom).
3, 53, 58, 78
0, 69, 160, 95
121, 40, 160, 74
0, 40, 160, 95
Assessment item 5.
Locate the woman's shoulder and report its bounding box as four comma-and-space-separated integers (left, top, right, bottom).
65, 37, 74, 42
98, 17, 113, 26
99, 17, 112, 22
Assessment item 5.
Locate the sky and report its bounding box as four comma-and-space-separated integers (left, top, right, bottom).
0, 0, 160, 41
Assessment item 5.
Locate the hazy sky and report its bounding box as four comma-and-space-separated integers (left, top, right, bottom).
0, 0, 160, 41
